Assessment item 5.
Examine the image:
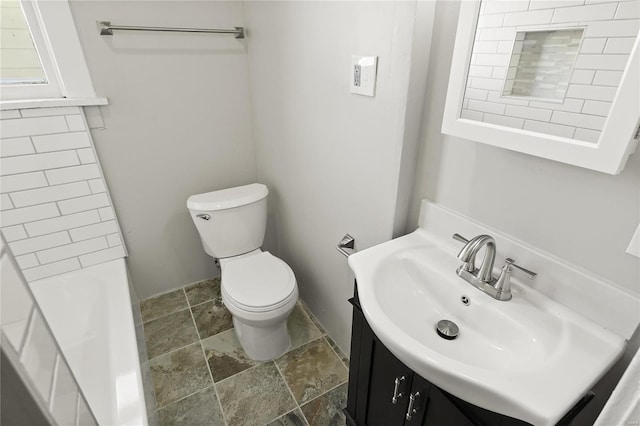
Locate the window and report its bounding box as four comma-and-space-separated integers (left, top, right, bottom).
0, 0, 60, 99
1, 0, 46, 84
0, 0, 99, 103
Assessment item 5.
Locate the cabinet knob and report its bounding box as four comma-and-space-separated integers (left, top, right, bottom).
391, 376, 406, 404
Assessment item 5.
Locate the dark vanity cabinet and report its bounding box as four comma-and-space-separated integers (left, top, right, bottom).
344, 285, 593, 426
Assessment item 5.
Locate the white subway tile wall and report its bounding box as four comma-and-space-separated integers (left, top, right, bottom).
461, 0, 639, 143
505, 29, 584, 100
0, 107, 126, 281
0, 239, 98, 426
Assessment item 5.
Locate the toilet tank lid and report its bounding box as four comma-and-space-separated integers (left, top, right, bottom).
187, 183, 268, 211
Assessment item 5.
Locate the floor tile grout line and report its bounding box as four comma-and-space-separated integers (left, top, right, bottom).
208, 301, 323, 385
141, 303, 189, 325
295, 301, 348, 363
298, 300, 326, 336
299, 378, 349, 408
211, 382, 229, 426
145, 290, 208, 412
288, 334, 324, 354
263, 406, 310, 426
146, 336, 201, 363
140, 277, 220, 323
142, 289, 225, 362
143, 340, 203, 411
323, 335, 350, 369
153, 384, 216, 412
270, 331, 347, 421
183, 286, 230, 426
140, 288, 190, 323
188, 297, 217, 310
298, 300, 350, 368
214, 361, 264, 386
140, 336, 162, 421
272, 359, 307, 424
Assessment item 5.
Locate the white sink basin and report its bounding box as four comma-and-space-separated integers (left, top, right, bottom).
349, 229, 626, 426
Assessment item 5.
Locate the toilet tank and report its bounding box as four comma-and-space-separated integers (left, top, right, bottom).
187, 183, 268, 259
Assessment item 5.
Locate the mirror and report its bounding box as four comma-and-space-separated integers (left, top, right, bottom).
443, 0, 640, 174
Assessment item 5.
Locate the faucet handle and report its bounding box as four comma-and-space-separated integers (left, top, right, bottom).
494, 258, 536, 301
452, 233, 470, 244
494, 261, 513, 300
504, 258, 537, 279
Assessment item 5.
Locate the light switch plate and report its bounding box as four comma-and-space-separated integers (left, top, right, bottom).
351, 55, 378, 97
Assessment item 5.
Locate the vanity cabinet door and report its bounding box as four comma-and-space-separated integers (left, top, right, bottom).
346, 293, 414, 426
418, 384, 475, 426
402, 375, 432, 425
364, 328, 415, 426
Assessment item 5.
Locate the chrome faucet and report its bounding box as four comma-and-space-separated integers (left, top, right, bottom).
452, 233, 537, 301
456, 234, 496, 283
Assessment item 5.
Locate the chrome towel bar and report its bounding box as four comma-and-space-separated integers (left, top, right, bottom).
337, 234, 356, 258
97, 21, 245, 39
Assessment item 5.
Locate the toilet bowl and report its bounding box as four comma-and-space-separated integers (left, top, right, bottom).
187, 183, 299, 361
220, 250, 298, 360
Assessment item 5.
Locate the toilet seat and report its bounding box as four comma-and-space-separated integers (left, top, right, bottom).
221, 251, 296, 313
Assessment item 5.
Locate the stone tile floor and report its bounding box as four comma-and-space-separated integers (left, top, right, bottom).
140, 278, 350, 426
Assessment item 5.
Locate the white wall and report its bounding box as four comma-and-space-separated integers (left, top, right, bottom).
68, 1, 258, 298
244, 1, 429, 352
409, 0, 639, 295
408, 2, 639, 423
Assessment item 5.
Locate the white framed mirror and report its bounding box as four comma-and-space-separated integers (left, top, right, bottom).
442, 0, 640, 175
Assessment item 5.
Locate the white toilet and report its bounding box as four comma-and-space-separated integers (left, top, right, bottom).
187, 183, 298, 361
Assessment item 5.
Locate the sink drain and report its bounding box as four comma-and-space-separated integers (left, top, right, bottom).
436, 319, 459, 340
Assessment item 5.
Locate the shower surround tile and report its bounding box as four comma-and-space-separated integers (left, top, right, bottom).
144, 309, 199, 359
0, 108, 126, 281
275, 338, 349, 404
141, 289, 188, 323
149, 343, 212, 408
216, 363, 297, 426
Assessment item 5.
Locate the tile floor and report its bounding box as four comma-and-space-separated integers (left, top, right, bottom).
140, 278, 350, 426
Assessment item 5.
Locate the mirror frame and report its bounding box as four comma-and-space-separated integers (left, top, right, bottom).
442, 0, 640, 175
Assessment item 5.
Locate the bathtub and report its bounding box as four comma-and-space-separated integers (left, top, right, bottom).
30, 258, 148, 426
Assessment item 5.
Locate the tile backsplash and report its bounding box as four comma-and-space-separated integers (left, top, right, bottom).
461, 0, 639, 143
0, 106, 126, 281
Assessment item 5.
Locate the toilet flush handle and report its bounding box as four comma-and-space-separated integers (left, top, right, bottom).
196, 214, 211, 220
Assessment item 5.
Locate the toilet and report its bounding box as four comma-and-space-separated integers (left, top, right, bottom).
187, 183, 298, 361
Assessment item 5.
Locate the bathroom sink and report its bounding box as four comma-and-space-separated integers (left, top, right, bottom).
348, 229, 626, 426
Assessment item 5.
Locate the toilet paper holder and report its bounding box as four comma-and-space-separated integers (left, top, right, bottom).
337, 234, 355, 258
